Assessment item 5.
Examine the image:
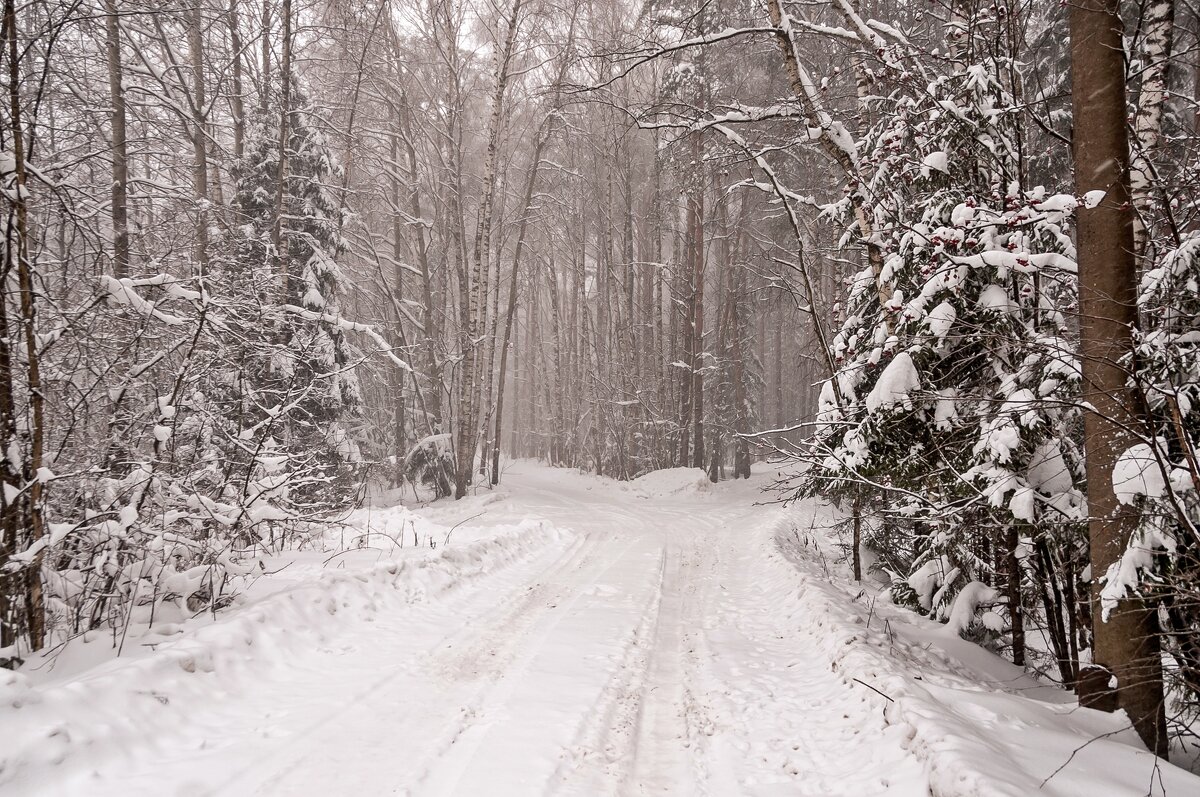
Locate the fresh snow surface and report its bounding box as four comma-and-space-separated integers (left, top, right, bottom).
4, 462, 1199, 796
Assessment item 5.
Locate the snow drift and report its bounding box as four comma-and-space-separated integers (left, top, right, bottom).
628, 467, 713, 498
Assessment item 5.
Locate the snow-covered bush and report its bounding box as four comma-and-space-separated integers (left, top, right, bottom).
1104, 235, 1200, 716
404, 434, 455, 499
0, 91, 371, 666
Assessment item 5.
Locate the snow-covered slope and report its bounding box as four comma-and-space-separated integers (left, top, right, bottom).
770, 509, 1198, 796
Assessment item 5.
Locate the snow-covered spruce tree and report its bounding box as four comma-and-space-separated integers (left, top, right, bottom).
1107, 236, 1200, 720
802, 51, 1086, 674
227, 93, 363, 509
29, 90, 375, 647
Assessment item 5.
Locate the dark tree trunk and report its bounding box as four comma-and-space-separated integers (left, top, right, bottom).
1069, 0, 1167, 758
104, 0, 130, 277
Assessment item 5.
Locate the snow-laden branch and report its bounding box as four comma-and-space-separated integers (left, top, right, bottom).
100, 274, 201, 326
279, 304, 413, 372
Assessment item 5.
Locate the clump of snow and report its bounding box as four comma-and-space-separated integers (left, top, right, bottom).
1100, 525, 1178, 620
976, 417, 1021, 464
922, 150, 949, 174
978, 284, 1014, 314
1009, 486, 1036, 522
1027, 440, 1072, 494
1033, 193, 1079, 215
933, 388, 960, 430
945, 581, 1000, 635
926, 301, 956, 343
865, 351, 920, 412
1112, 443, 1167, 504
903, 557, 953, 613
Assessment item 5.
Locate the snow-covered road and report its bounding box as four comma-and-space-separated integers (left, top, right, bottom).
203, 465, 923, 796
6, 463, 1200, 796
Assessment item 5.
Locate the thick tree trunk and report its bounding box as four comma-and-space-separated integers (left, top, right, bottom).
1069, 0, 1167, 758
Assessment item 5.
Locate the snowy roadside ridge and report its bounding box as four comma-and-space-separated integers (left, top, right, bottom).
767, 508, 1200, 797
766, 511, 996, 796
0, 517, 571, 791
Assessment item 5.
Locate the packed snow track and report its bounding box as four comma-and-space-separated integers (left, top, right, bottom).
5, 463, 1198, 796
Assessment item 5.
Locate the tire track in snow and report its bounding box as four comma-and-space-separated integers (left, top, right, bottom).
622, 530, 714, 796
546, 546, 665, 796
213, 529, 595, 797
394, 532, 644, 795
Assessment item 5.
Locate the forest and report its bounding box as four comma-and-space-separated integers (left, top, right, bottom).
3, 0, 1200, 785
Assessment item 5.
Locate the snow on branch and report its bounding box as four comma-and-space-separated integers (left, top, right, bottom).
100, 275, 194, 326
278, 304, 413, 372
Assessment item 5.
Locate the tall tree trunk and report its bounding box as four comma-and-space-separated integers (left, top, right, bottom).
187, 4, 210, 274
259, 0, 271, 113
271, 0, 292, 295
1131, 0, 1176, 264
731, 223, 750, 480
455, 0, 522, 498
525, 274, 537, 457
774, 301, 784, 426
104, 0, 130, 277
1070, 0, 1167, 758
3, 0, 45, 653
389, 120, 407, 481
678, 192, 694, 468
690, 186, 705, 470
228, 0, 245, 160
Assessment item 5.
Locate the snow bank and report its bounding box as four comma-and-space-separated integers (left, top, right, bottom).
768, 508, 1200, 797
628, 467, 713, 498
0, 516, 571, 793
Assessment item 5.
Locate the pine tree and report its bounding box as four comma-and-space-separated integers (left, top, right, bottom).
228, 91, 362, 504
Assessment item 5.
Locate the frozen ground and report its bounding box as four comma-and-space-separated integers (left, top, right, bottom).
3, 462, 1199, 796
